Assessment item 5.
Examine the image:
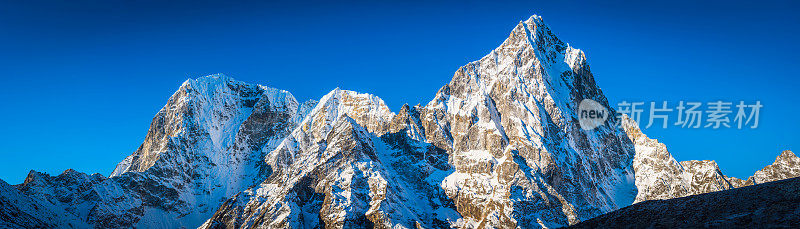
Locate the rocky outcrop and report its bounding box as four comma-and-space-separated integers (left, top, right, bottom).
16, 170, 145, 228
621, 116, 736, 202
622, 114, 799, 203
726, 150, 800, 188
0, 178, 83, 228
748, 150, 800, 185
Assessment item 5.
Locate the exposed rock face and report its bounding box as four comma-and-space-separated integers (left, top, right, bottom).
725, 150, 800, 188
568, 177, 800, 228
2, 74, 317, 228
622, 115, 800, 203
200, 89, 462, 228
111, 74, 316, 227
15, 170, 142, 228
748, 150, 800, 185
0, 178, 83, 228
677, 160, 735, 194
415, 15, 638, 228
621, 116, 735, 202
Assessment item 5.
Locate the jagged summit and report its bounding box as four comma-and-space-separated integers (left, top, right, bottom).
303, 87, 395, 134
748, 150, 799, 185
111, 74, 308, 176
415, 13, 638, 228
180, 73, 234, 86
622, 115, 797, 202
200, 84, 453, 228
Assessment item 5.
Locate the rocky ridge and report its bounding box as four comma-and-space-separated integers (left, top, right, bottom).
622, 115, 799, 202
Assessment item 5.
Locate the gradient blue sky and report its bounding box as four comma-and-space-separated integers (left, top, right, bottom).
1, 0, 798, 184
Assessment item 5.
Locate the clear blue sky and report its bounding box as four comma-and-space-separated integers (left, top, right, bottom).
1, 0, 798, 184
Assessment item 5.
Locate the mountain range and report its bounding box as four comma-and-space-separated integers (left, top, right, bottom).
1, 15, 797, 229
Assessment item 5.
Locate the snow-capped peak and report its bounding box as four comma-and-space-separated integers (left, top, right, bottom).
299, 88, 395, 135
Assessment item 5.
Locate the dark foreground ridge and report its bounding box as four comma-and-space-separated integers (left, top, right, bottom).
568, 177, 800, 228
